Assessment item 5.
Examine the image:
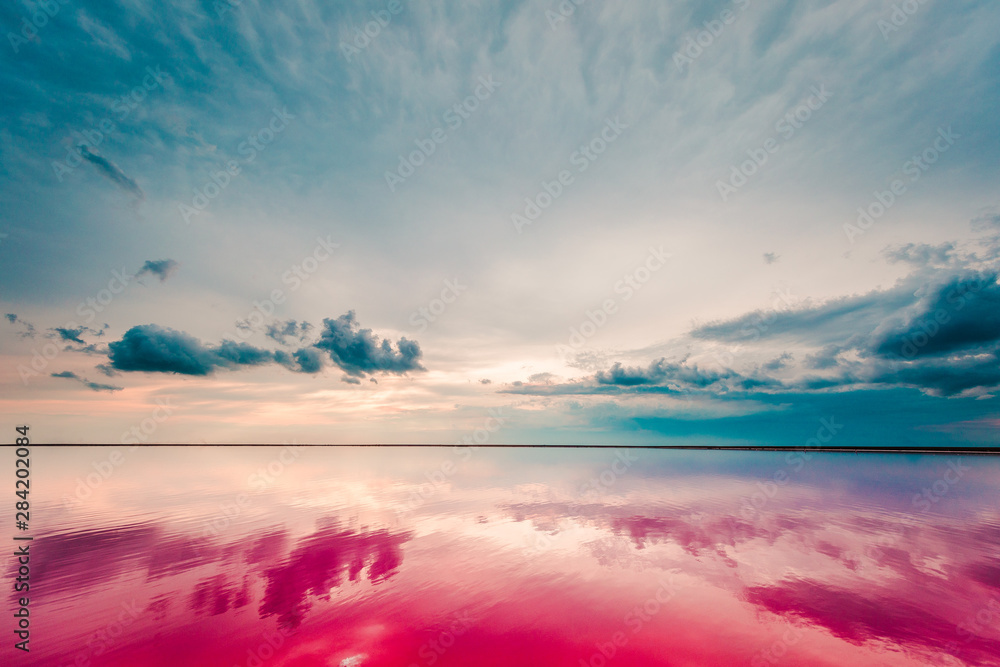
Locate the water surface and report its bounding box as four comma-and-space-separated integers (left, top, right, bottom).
4, 447, 999, 666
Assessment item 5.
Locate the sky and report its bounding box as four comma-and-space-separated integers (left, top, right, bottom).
1, 0, 999, 444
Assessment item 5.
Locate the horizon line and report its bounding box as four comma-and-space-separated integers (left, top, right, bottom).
16, 444, 1000, 455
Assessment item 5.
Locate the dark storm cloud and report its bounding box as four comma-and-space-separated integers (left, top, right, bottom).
314, 311, 424, 377
136, 259, 179, 282
80, 147, 144, 199
870, 274, 1000, 359
862, 352, 1000, 397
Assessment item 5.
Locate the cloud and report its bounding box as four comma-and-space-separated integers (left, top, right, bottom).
137, 259, 180, 283
314, 311, 424, 377
51, 370, 122, 392
108, 325, 276, 375
972, 208, 1000, 231
504, 357, 781, 399
883, 243, 955, 266
80, 147, 144, 199
746, 579, 1000, 659
53, 327, 87, 344
106, 316, 425, 379
265, 319, 313, 344
6, 313, 36, 338
258, 523, 410, 631
691, 283, 915, 345
804, 345, 842, 370
508, 273, 1000, 399
595, 358, 774, 392
869, 274, 1000, 359
274, 347, 324, 374
762, 353, 793, 371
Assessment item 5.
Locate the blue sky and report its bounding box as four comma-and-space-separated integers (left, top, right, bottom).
1, 0, 999, 444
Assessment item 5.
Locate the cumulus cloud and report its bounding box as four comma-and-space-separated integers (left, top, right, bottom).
51, 370, 122, 392
108, 325, 278, 375
314, 311, 424, 377
274, 347, 324, 374
136, 259, 179, 282
80, 146, 144, 199
106, 315, 422, 380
